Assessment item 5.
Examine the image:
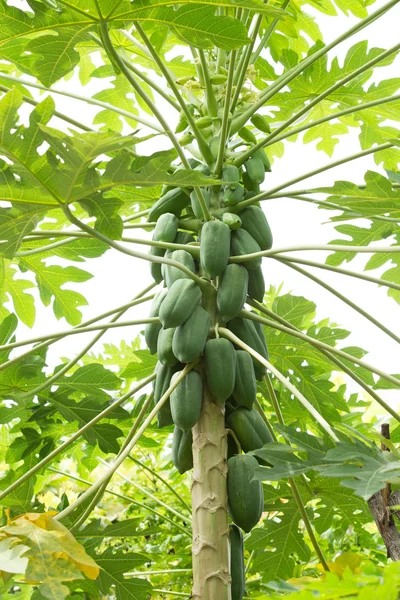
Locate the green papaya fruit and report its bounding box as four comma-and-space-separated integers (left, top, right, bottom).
222, 165, 240, 188
227, 317, 267, 380
250, 114, 271, 134
164, 249, 196, 288
244, 157, 265, 185
247, 266, 265, 303
153, 362, 180, 428
224, 184, 244, 206
170, 370, 203, 431
190, 189, 211, 220
153, 213, 179, 243
227, 407, 273, 453
231, 229, 262, 270
157, 327, 178, 366
230, 524, 245, 600
252, 148, 271, 172
232, 350, 257, 409
149, 245, 165, 284
238, 127, 257, 144
174, 231, 196, 245
159, 279, 202, 329
250, 311, 268, 359
210, 136, 220, 159
195, 116, 214, 129
200, 220, 231, 279
204, 338, 236, 404
239, 206, 273, 251
242, 171, 260, 195
173, 306, 210, 363
195, 163, 211, 176
148, 188, 190, 222
227, 454, 264, 532
217, 264, 248, 323
172, 426, 193, 474
144, 289, 167, 355
210, 73, 228, 84
221, 213, 242, 230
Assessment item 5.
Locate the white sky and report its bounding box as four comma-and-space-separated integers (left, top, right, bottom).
10, 0, 400, 416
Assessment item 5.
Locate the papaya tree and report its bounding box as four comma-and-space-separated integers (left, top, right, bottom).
1, 0, 400, 598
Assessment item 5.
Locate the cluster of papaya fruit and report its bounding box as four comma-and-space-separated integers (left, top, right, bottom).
144, 149, 273, 598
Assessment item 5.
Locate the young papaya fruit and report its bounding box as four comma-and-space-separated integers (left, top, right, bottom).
190, 189, 211, 220
222, 165, 240, 189
210, 73, 228, 84
200, 220, 231, 279
232, 350, 257, 409
242, 171, 260, 195
217, 264, 248, 323
195, 116, 214, 129
194, 163, 211, 176
209, 136, 220, 159
145, 289, 167, 355
172, 306, 210, 363
227, 406, 273, 453
231, 229, 262, 270
148, 245, 165, 284
148, 188, 190, 222
170, 370, 203, 431
172, 426, 193, 474
247, 266, 265, 303
159, 278, 202, 329
250, 114, 271, 134
224, 184, 244, 206
157, 327, 178, 366
153, 212, 178, 243
164, 249, 196, 288
174, 231, 196, 245
227, 316, 267, 380
244, 157, 265, 185
204, 338, 236, 404
238, 127, 257, 144
230, 524, 245, 600
221, 212, 242, 230
252, 148, 271, 172
153, 362, 180, 428
227, 454, 264, 532
240, 206, 273, 251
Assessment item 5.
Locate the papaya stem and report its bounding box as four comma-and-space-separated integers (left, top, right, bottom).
226, 428, 242, 454
191, 388, 230, 600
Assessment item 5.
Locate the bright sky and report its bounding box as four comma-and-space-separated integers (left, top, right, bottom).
11, 0, 400, 416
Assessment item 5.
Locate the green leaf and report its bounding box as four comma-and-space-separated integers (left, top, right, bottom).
19, 256, 92, 325
57, 364, 121, 399
247, 486, 310, 580
95, 549, 152, 600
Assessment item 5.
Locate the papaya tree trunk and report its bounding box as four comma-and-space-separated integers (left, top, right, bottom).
191, 386, 230, 600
